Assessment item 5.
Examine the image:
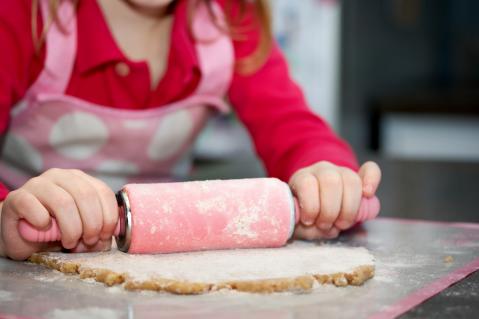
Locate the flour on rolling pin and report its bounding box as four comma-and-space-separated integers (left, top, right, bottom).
29, 241, 375, 294
120, 179, 295, 254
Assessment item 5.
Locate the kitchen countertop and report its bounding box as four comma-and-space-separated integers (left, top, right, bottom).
1, 218, 478, 319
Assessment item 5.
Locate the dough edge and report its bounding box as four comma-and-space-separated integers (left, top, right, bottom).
28, 252, 375, 295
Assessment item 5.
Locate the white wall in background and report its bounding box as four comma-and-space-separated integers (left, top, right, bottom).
382, 115, 479, 161
272, 0, 341, 129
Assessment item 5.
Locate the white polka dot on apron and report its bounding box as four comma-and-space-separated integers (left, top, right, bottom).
49, 112, 108, 160
3, 133, 43, 171
147, 110, 193, 161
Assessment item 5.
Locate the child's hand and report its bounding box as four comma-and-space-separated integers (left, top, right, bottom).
289, 161, 381, 240
0, 169, 118, 260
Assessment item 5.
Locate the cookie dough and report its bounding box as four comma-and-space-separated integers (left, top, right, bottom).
29, 241, 375, 294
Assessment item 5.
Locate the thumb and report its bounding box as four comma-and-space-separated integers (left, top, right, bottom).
358, 161, 381, 197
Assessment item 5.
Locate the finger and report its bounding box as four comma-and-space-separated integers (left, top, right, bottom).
313, 169, 343, 230
23, 177, 82, 249
289, 172, 320, 226
324, 226, 340, 239
293, 224, 340, 240
1, 199, 47, 260
335, 169, 362, 230
71, 171, 118, 240
46, 169, 104, 245
6, 189, 51, 229
294, 224, 327, 240
70, 238, 112, 253
358, 161, 382, 197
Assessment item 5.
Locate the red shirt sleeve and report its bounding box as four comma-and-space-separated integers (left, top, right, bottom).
0, 184, 8, 201
0, 0, 44, 200
228, 7, 358, 182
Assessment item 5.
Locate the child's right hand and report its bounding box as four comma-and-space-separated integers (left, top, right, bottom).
0, 169, 118, 260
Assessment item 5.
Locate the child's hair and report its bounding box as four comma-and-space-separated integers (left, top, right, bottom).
31, 0, 272, 74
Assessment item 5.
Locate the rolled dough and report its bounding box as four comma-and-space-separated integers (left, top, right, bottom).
29, 241, 375, 294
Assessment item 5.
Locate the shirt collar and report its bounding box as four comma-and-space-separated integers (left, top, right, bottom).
75, 0, 198, 75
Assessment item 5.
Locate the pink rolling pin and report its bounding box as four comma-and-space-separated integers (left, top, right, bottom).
18, 178, 380, 254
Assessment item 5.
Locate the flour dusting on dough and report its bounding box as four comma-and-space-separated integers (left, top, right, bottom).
31, 241, 375, 289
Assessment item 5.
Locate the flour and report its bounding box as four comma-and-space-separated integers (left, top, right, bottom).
33, 269, 72, 283
41, 241, 374, 284
225, 213, 259, 239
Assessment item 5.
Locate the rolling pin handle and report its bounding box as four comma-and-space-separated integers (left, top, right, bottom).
18, 216, 121, 243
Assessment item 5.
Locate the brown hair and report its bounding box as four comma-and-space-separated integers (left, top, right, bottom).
32, 0, 272, 74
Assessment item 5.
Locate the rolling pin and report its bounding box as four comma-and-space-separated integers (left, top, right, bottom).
18, 178, 380, 254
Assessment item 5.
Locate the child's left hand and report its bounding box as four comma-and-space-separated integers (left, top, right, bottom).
289, 161, 381, 240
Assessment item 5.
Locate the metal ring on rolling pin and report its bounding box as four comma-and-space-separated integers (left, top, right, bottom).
285, 185, 296, 240
115, 190, 132, 253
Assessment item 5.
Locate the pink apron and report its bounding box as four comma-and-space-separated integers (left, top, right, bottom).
0, 0, 233, 191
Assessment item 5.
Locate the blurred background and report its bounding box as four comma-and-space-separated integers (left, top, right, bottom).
193, 0, 479, 223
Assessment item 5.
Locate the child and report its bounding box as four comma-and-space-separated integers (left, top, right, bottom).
0, 0, 381, 260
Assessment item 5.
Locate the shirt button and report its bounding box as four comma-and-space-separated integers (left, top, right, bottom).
115, 62, 130, 77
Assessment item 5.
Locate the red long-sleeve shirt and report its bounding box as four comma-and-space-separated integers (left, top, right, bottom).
0, 0, 358, 201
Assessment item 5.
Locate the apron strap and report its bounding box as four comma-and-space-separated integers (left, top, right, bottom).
26, 0, 77, 98
192, 1, 234, 113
